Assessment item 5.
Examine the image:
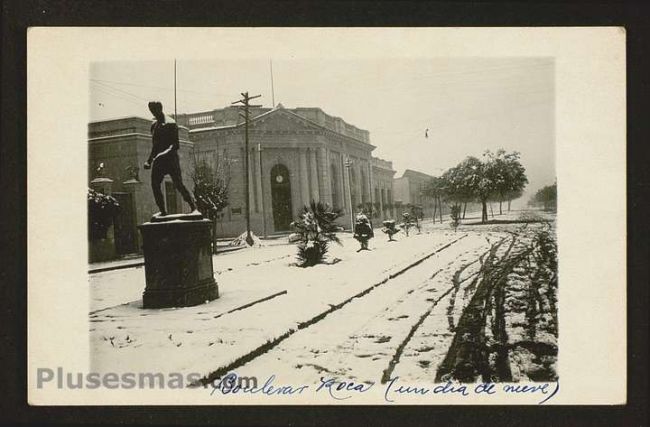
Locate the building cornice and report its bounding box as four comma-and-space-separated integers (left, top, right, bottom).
190, 108, 375, 150
88, 132, 192, 146
88, 133, 151, 142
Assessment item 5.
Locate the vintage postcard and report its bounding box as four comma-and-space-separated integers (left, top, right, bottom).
27, 27, 626, 405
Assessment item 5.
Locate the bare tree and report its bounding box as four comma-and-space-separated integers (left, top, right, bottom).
191, 154, 232, 253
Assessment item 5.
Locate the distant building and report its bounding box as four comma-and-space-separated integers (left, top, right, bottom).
393, 169, 438, 219
371, 157, 396, 220
88, 105, 397, 260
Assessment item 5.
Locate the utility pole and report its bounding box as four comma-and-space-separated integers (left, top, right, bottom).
269, 59, 275, 108
344, 157, 354, 231
232, 92, 262, 246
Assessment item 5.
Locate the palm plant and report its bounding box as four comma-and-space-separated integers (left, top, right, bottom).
382, 219, 400, 241
291, 201, 343, 267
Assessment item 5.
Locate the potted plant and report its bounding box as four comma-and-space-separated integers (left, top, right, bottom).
88, 188, 120, 240
290, 201, 343, 267
400, 212, 416, 237
450, 204, 461, 232
382, 219, 400, 241
353, 212, 374, 252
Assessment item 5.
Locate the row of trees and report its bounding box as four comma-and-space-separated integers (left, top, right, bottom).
423, 149, 528, 223
529, 182, 557, 211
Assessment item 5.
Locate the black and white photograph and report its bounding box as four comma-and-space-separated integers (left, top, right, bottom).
87, 56, 557, 385
26, 27, 626, 406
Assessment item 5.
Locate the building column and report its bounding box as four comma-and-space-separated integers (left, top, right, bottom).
309, 148, 320, 203
362, 161, 369, 204
318, 147, 332, 206
367, 162, 374, 217
340, 154, 350, 214
355, 162, 363, 208
298, 149, 310, 207
328, 150, 339, 208
337, 153, 346, 212
254, 146, 263, 213
247, 149, 255, 213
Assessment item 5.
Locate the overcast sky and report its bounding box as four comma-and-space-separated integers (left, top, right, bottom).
90, 57, 555, 203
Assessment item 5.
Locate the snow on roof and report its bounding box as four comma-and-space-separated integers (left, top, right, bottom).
189, 108, 279, 133
186, 107, 369, 143
88, 116, 152, 124
190, 124, 238, 133
402, 169, 437, 180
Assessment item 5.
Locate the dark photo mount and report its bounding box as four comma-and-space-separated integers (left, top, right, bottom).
2, 2, 648, 427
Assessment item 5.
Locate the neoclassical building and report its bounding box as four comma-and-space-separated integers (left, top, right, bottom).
179, 105, 396, 236
88, 105, 397, 258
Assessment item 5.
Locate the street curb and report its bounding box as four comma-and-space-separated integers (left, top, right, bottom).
88, 261, 145, 274
88, 246, 247, 274
90, 289, 288, 318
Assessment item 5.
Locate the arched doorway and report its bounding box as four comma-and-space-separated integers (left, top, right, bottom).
270, 164, 293, 231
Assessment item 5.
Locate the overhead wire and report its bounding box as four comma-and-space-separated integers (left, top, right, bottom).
89, 61, 553, 162
91, 82, 146, 108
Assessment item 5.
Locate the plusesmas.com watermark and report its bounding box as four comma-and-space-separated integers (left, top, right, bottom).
35, 367, 258, 390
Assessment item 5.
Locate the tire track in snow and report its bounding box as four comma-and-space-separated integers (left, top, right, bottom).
434, 232, 540, 383
309, 249, 479, 379
192, 234, 468, 387
380, 238, 506, 384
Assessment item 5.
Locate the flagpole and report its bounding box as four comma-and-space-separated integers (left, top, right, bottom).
270, 59, 275, 107
174, 59, 177, 120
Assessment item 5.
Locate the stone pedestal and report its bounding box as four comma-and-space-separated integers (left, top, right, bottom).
138, 219, 218, 309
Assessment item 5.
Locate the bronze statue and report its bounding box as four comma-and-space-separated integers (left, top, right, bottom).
144, 101, 196, 217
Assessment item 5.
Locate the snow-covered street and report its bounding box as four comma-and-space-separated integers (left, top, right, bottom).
90, 210, 558, 386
